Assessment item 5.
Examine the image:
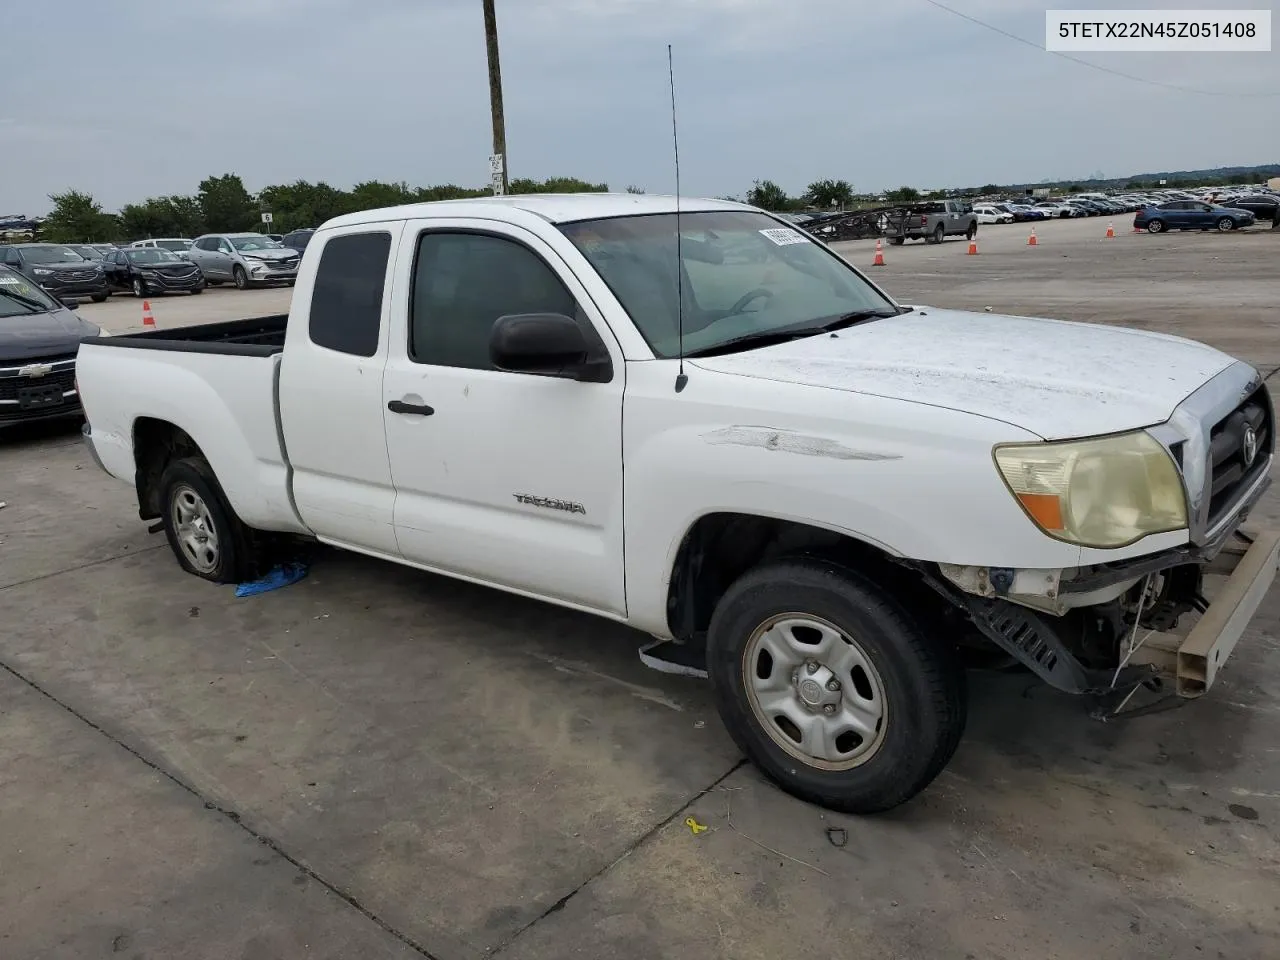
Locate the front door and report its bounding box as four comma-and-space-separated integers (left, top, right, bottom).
381, 219, 628, 616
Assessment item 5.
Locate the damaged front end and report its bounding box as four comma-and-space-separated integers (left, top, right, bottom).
932, 367, 1279, 708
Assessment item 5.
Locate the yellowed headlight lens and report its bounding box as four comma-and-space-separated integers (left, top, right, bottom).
994, 431, 1188, 548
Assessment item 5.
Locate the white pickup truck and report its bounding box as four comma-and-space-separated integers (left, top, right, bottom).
79, 194, 1278, 814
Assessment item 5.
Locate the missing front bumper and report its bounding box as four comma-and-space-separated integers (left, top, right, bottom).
1130, 530, 1280, 697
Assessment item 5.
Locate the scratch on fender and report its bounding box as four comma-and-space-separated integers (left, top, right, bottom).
703, 426, 900, 461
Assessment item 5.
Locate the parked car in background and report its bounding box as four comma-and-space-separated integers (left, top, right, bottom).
282, 228, 317, 253
887, 199, 978, 244
1222, 194, 1280, 222
0, 243, 110, 302
1004, 203, 1047, 221
130, 238, 194, 260
1134, 201, 1256, 233
1034, 201, 1081, 218
0, 263, 101, 428
103, 248, 205, 297
67, 244, 108, 261
188, 233, 300, 289
973, 204, 1014, 224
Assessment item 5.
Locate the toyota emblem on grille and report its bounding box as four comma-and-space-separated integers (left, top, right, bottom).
1242, 423, 1259, 468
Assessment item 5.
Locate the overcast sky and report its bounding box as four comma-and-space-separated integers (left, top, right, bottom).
3, 0, 1277, 214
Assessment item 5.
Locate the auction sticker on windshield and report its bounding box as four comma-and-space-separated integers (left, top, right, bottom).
759, 227, 809, 246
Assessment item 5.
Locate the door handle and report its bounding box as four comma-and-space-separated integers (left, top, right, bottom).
388, 399, 434, 416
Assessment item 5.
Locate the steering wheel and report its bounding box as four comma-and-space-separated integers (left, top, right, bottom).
727, 287, 775, 316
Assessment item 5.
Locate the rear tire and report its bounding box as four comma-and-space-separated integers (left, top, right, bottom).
930, 224, 945, 244
1146, 219, 1165, 233
706, 558, 967, 814
888, 237, 905, 246
233, 265, 249, 290
158, 456, 257, 584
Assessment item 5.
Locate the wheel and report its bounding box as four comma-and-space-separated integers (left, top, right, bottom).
190, 286, 204, 295
233, 265, 249, 290
929, 224, 945, 244
706, 558, 967, 814
1216, 217, 1235, 232
965, 222, 978, 241
131, 276, 147, 298
158, 456, 257, 584
888, 237, 905, 246
207, 279, 223, 286
90, 293, 108, 303
1146, 219, 1164, 233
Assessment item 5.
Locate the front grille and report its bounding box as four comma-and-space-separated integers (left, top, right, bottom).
268, 259, 298, 271
1206, 386, 1272, 526
0, 369, 75, 401
58, 270, 98, 281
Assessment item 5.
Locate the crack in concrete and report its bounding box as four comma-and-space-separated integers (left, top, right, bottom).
488, 757, 749, 957
0, 658, 444, 960
0, 544, 168, 594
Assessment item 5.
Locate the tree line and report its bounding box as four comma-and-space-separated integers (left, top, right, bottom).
37, 173, 612, 243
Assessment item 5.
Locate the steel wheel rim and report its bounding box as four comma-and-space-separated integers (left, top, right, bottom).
742, 613, 888, 771
171, 483, 220, 573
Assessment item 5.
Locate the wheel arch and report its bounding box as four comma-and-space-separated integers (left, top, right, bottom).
663, 511, 945, 645
132, 417, 208, 521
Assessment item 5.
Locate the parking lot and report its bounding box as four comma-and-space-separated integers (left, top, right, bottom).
3, 215, 1278, 960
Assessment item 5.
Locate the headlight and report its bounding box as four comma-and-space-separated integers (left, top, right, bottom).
32, 267, 53, 276
994, 431, 1187, 548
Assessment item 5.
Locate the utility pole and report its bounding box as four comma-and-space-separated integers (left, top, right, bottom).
482, 0, 509, 195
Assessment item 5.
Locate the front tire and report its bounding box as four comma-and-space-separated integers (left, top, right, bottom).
233, 265, 249, 290
158, 457, 256, 584
90, 293, 108, 303
965, 222, 978, 241
1217, 217, 1235, 232
132, 276, 147, 298
707, 559, 967, 814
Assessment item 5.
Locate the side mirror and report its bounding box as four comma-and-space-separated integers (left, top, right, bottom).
489, 313, 612, 383
61, 299, 80, 310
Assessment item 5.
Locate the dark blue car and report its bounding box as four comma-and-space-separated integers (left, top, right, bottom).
1133, 200, 1256, 234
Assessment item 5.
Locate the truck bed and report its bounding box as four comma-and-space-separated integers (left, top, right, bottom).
82, 315, 287, 356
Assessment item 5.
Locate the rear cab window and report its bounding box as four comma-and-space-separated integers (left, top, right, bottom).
308, 232, 392, 357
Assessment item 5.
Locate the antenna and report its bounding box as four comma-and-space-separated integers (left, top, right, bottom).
668, 44, 688, 394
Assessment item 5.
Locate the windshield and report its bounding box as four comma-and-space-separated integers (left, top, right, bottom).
69, 245, 104, 259
22, 246, 84, 264
128, 249, 183, 264
560, 211, 898, 359
231, 235, 282, 251
0, 267, 60, 316
155, 239, 192, 251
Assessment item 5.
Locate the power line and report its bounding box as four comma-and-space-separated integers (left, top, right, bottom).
919, 0, 1280, 98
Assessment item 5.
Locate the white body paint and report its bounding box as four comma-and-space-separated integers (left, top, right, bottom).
78, 194, 1258, 640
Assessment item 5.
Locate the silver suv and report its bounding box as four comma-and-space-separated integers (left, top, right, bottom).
188, 233, 300, 289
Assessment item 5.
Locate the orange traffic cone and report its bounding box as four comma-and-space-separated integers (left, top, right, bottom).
1027, 228, 1038, 247
967, 236, 979, 255
871, 238, 886, 267
141, 300, 155, 327
1105, 222, 1115, 239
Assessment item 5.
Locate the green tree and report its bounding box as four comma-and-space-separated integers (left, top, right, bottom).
258, 180, 350, 231
625, 185, 646, 194
979, 183, 1001, 194
745, 179, 791, 210
804, 179, 854, 209
198, 174, 257, 232
509, 176, 608, 194
119, 195, 205, 240
348, 180, 417, 212
885, 186, 921, 204
42, 190, 117, 242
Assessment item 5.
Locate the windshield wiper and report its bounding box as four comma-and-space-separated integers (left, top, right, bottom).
814, 307, 903, 331
684, 327, 829, 359
0, 288, 49, 313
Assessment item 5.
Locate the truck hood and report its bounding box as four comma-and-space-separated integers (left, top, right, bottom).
690, 308, 1236, 440
0, 309, 101, 361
